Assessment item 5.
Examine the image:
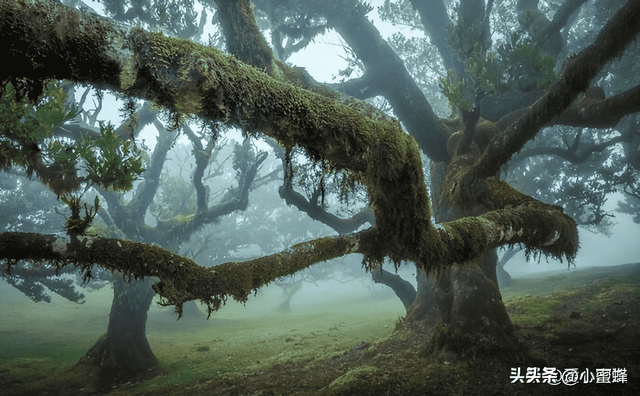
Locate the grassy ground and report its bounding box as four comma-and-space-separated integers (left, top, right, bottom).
0, 277, 404, 394
1, 263, 638, 395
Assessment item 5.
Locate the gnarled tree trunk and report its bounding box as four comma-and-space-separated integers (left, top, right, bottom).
403, 163, 519, 358
76, 276, 159, 380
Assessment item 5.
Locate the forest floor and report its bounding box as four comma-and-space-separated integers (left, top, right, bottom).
0, 262, 638, 395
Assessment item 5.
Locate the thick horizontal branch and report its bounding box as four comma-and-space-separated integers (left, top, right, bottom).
0, 0, 432, 264
436, 204, 578, 267
444, 166, 578, 263
0, 231, 361, 315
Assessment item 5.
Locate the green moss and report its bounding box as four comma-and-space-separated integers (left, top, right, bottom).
505, 294, 561, 325
327, 365, 382, 393
124, 26, 436, 267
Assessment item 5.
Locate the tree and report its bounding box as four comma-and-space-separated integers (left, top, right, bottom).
0, 1, 271, 378
1, 0, 639, 388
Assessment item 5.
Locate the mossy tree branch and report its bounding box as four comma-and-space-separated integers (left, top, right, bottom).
1, 189, 577, 313
0, 0, 596, 293
10, 0, 438, 263
0, 231, 362, 316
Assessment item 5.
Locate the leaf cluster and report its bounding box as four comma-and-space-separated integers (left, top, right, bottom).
1, 81, 145, 196
232, 139, 257, 175
441, 29, 556, 113
61, 195, 100, 237
494, 33, 556, 91
0, 82, 76, 176
377, 0, 422, 30
78, 122, 145, 192
100, 0, 200, 38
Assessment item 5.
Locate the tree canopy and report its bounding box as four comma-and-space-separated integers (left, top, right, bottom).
1, 0, 639, 316
2, 1, 640, 393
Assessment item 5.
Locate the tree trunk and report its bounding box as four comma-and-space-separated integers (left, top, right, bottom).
403, 162, 520, 358
276, 281, 302, 314
180, 300, 206, 320
276, 295, 293, 314
76, 275, 159, 380
497, 246, 521, 288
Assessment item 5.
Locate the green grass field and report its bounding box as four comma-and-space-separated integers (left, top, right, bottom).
1, 263, 638, 395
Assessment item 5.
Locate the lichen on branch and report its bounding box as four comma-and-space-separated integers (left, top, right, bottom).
0, 231, 362, 316
0, 0, 436, 265
6, 0, 631, 291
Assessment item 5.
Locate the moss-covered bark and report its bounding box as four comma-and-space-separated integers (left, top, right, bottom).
2, 0, 638, 318
0, 0, 436, 266
0, 231, 361, 315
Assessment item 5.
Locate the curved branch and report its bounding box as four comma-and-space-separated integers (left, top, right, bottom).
554, 85, 640, 128
324, 3, 451, 162
544, 0, 588, 39
215, 0, 417, 160
251, 0, 453, 162
0, 231, 361, 316
371, 267, 416, 311
155, 148, 268, 247
0, 0, 586, 273
0, 0, 433, 264
436, 202, 578, 266
278, 184, 375, 235
466, 0, 640, 182
1, 189, 577, 315
268, 139, 375, 235
325, 72, 380, 101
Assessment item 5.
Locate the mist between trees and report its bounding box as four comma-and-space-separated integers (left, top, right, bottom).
0, 0, 639, 391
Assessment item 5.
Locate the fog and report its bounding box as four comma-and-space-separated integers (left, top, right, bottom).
1, 0, 637, 339
506, 195, 640, 278
1, 1, 640, 394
